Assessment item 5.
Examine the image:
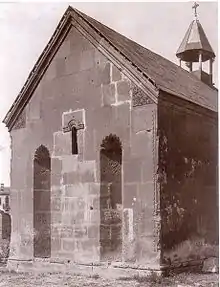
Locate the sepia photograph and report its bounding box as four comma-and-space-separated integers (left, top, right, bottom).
0, 1, 218, 286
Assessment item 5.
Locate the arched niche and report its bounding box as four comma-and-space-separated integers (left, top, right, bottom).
99, 134, 122, 261
33, 145, 51, 258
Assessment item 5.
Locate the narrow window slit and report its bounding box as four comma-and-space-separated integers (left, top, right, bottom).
72, 127, 78, 155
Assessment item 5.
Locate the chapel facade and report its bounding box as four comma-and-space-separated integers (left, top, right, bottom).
3, 6, 218, 275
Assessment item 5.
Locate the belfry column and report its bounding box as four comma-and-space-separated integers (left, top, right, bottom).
199, 51, 202, 72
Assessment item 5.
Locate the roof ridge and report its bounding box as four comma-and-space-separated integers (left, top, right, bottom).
3, 5, 217, 130
74, 7, 216, 94
73, 8, 158, 87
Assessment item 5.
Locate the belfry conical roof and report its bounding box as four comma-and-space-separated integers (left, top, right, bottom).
176, 19, 215, 62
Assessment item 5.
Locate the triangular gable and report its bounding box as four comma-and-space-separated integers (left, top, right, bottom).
3, 6, 218, 131
3, 6, 159, 131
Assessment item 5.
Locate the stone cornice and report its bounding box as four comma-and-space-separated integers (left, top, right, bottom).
3, 6, 159, 131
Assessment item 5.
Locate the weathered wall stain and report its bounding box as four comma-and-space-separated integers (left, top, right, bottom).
158, 94, 218, 265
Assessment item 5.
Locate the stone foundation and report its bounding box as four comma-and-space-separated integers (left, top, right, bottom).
7, 258, 162, 279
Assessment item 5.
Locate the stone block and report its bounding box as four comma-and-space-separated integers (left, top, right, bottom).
76, 197, 86, 210
62, 197, 76, 212
89, 183, 100, 196
61, 226, 74, 238
202, 257, 219, 273
132, 106, 154, 133
137, 210, 154, 236
92, 196, 100, 210
124, 158, 142, 183
78, 161, 96, 183
62, 239, 75, 252
64, 183, 89, 197
138, 182, 154, 206
136, 236, 158, 264
51, 212, 62, 225
112, 65, 122, 82
88, 210, 100, 224
44, 60, 56, 82
57, 251, 73, 260
89, 105, 114, 132
53, 131, 72, 156
84, 129, 95, 161
102, 83, 116, 106
56, 58, 66, 77
80, 49, 95, 71
101, 62, 111, 85
75, 226, 87, 238
51, 186, 62, 198
115, 101, 130, 123
55, 38, 71, 59
51, 237, 61, 252
123, 208, 134, 240
117, 80, 131, 102
69, 27, 91, 50
141, 158, 154, 183
123, 184, 138, 208
80, 239, 98, 251
63, 171, 80, 184
51, 197, 62, 212
131, 130, 152, 158
20, 191, 33, 214
62, 155, 78, 173
28, 89, 42, 121
65, 51, 80, 75
75, 210, 85, 223
94, 48, 108, 68
51, 226, 60, 237
88, 225, 99, 239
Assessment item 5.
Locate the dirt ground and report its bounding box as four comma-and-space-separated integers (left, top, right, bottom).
0, 269, 218, 287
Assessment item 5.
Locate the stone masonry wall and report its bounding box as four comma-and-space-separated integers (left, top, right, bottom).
158, 93, 218, 267
9, 25, 158, 268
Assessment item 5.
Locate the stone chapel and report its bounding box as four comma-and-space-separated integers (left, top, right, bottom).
2, 5, 218, 275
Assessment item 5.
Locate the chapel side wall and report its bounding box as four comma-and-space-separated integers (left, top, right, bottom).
158, 92, 218, 267
129, 103, 160, 267
8, 24, 159, 267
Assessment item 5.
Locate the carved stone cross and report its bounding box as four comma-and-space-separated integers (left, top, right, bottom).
192, 2, 199, 18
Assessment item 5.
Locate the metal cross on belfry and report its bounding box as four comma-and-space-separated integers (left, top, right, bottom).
192, 2, 199, 18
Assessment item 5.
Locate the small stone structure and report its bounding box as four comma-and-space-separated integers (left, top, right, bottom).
0, 184, 10, 213
2, 6, 218, 276
0, 211, 11, 264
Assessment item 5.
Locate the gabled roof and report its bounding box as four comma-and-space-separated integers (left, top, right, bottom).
3, 6, 218, 130
176, 19, 215, 62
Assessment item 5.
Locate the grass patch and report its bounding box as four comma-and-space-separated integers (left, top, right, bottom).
134, 272, 162, 284
118, 271, 163, 284
88, 273, 100, 279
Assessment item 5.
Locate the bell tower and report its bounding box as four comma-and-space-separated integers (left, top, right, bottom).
176, 2, 215, 87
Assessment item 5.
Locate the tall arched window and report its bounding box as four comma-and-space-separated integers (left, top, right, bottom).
33, 145, 51, 258
100, 134, 122, 261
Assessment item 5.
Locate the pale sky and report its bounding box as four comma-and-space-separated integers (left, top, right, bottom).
0, 1, 218, 186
